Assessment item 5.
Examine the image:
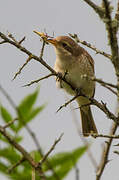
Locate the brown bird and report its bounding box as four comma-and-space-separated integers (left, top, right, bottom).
34, 32, 97, 136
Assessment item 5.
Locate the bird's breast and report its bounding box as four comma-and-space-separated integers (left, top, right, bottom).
54, 57, 95, 97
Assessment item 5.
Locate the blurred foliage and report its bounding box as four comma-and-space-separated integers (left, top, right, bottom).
0, 89, 87, 179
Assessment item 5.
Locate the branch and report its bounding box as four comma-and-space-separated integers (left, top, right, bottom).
56, 94, 80, 112
0, 32, 56, 75
92, 77, 118, 89
8, 157, 25, 173
96, 123, 118, 180
0, 125, 46, 179
23, 73, 55, 87
39, 133, 63, 165
82, 75, 118, 95
102, 0, 119, 75
91, 132, 119, 139
13, 55, 33, 80
0, 40, 7, 44
114, 0, 119, 32
82, 0, 105, 18
3, 118, 18, 129
69, 33, 112, 60
18, 36, 26, 44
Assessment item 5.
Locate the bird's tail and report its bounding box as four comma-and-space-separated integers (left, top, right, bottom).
80, 106, 98, 136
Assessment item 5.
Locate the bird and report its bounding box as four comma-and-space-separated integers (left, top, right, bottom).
34, 32, 98, 136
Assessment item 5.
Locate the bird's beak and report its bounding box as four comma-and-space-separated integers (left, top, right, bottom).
33, 30, 57, 46
47, 39, 58, 47
33, 30, 44, 37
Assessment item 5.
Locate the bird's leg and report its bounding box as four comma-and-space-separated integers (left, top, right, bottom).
75, 87, 82, 96
56, 70, 68, 88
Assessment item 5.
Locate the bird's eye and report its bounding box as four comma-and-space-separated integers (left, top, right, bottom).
62, 42, 68, 48
61, 42, 73, 54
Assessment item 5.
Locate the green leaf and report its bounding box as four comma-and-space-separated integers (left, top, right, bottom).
0, 106, 17, 132
45, 146, 87, 179
18, 89, 39, 118
15, 88, 45, 131
0, 147, 21, 164
27, 105, 45, 122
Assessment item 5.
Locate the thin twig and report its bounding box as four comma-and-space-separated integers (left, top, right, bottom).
114, 0, 119, 32
82, 75, 118, 95
8, 33, 18, 43
56, 94, 80, 113
91, 132, 119, 139
23, 73, 55, 87
0, 40, 7, 44
100, 83, 117, 96
114, 150, 119, 155
12, 55, 33, 80
39, 39, 46, 58
96, 123, 118, 180
0, 32, 78, 91
92, 77, 118, 89
82, 0, 105, 18
103, 0, 119, 75
39, 133, 63, 165
57, 91, 119, 126
8, 157, 25, 173
69, 33, 112, 59
18, 36, 26, 44
3, 118, 18, 129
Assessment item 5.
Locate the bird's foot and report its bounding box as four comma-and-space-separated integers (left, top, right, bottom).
56, 71, 68, 88
75, 88, 82, 96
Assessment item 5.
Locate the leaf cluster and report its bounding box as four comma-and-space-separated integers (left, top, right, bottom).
0, 89, 87, 179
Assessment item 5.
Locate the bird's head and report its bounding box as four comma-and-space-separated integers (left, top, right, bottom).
47, 36, 80, 59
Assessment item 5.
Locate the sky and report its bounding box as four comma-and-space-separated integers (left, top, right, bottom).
0, 0, 119, 179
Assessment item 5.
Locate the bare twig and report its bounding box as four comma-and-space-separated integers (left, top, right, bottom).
114, 150, 119, 155
12, 55, 33, 80
103, 0, 119, 76
3, 118, 18, 129
23, 73, 55, 87
0, 40, 7, 44
57, 91, 119, 126
18, 36, 26, 44
8, 157, 25, 173
0, 32, 57, 75
56, 94, 80, 113
113, 0, 119, 33
115, 0, 119, 21
0, 32, 80, 91
82, 0, 105, 18
96, 123, 117, 180
69, 33, 112, 59
99, 83, 117, 96
39, 133, 63, 165
92, 77, 118, 89
91, 132, 119, 139
8, 33, 18, 43
82, 75, 118, 95
39, 39, 46, 58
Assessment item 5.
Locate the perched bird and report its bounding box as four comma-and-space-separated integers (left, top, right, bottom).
34, 32, 98, 136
